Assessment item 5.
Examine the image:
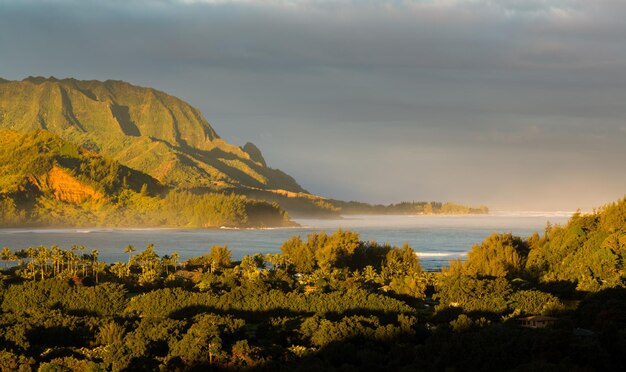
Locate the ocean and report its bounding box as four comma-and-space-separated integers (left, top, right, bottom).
0, 213, 571, 271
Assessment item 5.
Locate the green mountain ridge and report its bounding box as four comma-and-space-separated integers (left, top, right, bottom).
0, 77, 305, 194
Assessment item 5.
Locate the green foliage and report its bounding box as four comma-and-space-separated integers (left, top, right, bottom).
126, 286, 414, 319
0, 219, 624, 370
208, 245, 232, 271
95, 321, 126, 346
509, 290, 563, 315
449, 314, 490, 332
1, 279, 127, 316
462, 233, 528, 278
329, 199, 489, 215
0, 196, 26, 226
526, 199, 626, 291
0, 350, 35, 372
383, 243, 422, 277
434, 275, 512, 314
280, 236, 315, 273
38, 358, 105, 372
315, 229, 361, 269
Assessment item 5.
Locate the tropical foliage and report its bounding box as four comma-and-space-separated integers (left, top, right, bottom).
329, 200, 489, 215
1, 196, 626, 371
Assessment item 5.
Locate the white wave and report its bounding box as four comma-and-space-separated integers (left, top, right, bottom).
416, 252, 467, 258
25, 229, 74, 234
490, 211, 575, 218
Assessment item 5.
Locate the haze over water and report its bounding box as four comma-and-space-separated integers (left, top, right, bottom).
0, 213, 571, 271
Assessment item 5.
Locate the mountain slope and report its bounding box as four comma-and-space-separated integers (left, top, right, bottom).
0, 77, 305, 193
0, 129, 161, 198
0, 130, 292, 228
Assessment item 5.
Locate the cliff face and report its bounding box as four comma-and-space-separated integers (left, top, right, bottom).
0, 77, 306, 194
46, 166, 103, 204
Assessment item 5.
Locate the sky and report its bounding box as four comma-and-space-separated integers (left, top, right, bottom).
1, 0, 625, 211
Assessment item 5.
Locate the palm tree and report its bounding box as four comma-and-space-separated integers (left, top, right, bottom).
171, 251, 180, 272
91, 249, 99, 277
35, 246, 51, 281
51, 245, 62, 277
26, 247, 37, 279
137, 244, 159, 275
93, 262, 106, 284
70, 245, 79, 274
125, 245, 135, 265
14, 249, 27, 268
162, 255, 171, 275
1, 247, 12, 269
66, 250, 79, 276
79, 246, 87, 276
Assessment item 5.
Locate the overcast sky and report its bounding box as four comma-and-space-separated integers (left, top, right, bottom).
1, 0, 625, 211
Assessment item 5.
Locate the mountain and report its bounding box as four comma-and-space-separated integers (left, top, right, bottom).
0, 76, 489, 219
0, 77, 304, 194
0, 130, 292, 228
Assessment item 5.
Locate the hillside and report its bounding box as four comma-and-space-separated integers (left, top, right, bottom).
0, 130, 292, 228
0, 77, 304, 194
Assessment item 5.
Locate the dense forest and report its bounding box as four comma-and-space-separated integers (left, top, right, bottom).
328, 200, 489, 215
238, 191, 489, 219
0, 198, 625, 371
0, 130, 292, 228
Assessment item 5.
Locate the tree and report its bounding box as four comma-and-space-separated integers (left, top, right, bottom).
315, 229, 361, 269
91, 249, 99, 277
35, 246, 51, 281
208, 245, 231, 273
462, 233, 527, 278
124, 245, 135, 265
383, 243, 421, 277
109, 262, 128, 279
134, 244, 161, 285
1, 247, 13, 269
170, 320, 223, 365
91, 249, 99, 264
280, 236, 315, 273
50, 245, 63, 277
25, 247, 37, 279
93, 262, 107, 284
171, 251, 180, 271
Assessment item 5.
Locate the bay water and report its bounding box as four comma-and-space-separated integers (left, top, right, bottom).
0, 213, 571, 271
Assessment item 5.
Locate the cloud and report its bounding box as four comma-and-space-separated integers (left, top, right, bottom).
1, 0, 626, 210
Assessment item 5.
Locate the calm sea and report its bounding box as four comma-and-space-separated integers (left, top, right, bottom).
0, 213, 571, 270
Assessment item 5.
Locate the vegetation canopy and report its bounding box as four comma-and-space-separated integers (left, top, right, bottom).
0, 197, 624, 371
